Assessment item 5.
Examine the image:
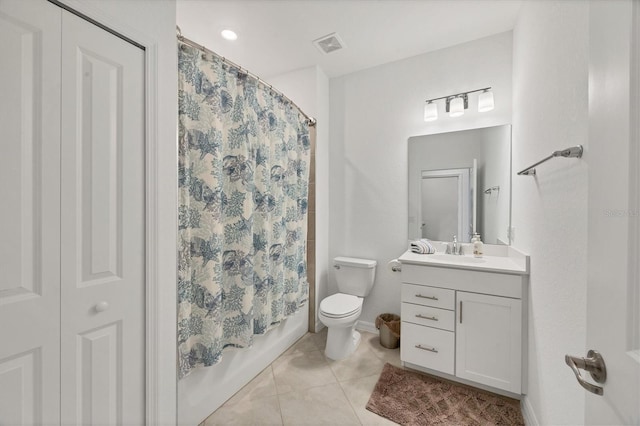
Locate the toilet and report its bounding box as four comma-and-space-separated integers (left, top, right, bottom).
319, 257, 377, 360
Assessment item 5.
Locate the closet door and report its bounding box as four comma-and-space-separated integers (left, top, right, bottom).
59, 10, 145, 425
0, 1, 62, 425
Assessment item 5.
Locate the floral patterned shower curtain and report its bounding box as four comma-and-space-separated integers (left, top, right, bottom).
177, 42, 310, 379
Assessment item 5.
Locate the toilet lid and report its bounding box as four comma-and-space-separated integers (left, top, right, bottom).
320, 293, 362, 318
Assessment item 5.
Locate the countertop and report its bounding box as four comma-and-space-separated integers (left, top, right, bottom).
398, 247, 529, 275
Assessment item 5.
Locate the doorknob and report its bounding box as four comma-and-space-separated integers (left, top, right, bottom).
565, 350, 607, 395
94, 301, 110, 313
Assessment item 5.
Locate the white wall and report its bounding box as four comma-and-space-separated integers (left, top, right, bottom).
268, 66, 331, 332
329, 32, 513, 327
512, 2, 589, 424
57, 1, 178, 424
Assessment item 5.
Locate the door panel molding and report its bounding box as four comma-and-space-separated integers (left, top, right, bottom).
77, 322, 123, 425
76, 47, 124, 287
0, 349, 42, 425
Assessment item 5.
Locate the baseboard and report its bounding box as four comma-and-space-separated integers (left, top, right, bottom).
521, 396, 539, 426
355, 320, 378, 334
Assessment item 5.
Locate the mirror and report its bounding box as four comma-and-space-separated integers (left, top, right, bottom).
408, 125, 512, 245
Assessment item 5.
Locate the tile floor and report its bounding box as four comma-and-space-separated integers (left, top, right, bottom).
201, 329, 402, 426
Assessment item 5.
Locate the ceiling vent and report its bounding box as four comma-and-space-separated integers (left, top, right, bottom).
313, 32, 346, 54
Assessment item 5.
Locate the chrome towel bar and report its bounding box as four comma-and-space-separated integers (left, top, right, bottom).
517, 145, 583, 176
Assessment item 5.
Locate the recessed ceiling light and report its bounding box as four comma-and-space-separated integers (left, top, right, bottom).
221, 29, 238, 41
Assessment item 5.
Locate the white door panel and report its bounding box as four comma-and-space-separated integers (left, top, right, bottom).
583, 1, 640, 423
60, 9, 145, 426
0, 1, 146, 424
0, 1, 61, 424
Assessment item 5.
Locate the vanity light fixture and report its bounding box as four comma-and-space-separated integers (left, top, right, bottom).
478, 89, 495, 112
424, 101, 438, 121
449, 96, 465, 117
423, 87, 493, 122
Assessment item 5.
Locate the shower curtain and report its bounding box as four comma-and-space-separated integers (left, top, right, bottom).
177, 42, 311, 379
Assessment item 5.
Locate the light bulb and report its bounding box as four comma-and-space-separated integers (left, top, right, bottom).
478, 90, 494, 112
450, 97, 464, 117
221, 29, 238, 41
424, 102, 438, 122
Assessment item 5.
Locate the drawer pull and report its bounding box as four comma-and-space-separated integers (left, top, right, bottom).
415, 314, 438, 321
415, 344, 438, 353
416, 294, 438, 301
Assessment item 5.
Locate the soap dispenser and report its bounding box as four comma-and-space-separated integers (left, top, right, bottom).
473, 233, 484, 258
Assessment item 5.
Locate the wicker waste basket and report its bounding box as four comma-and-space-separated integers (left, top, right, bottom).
375, 313, 401, 349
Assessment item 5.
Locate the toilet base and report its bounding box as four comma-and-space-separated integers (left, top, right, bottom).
324, 326, 361, 360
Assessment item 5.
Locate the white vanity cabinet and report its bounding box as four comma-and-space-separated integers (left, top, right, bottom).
399, 255, 528, 396
456, 291, 522, 393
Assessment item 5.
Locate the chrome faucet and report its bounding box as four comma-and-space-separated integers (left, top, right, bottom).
449, 235, 461, 255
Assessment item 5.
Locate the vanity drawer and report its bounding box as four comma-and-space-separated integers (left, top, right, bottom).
401, 322, 454, 375
401, 263, 523, 299
401, 283, 455, 310
401, 302, 455, 332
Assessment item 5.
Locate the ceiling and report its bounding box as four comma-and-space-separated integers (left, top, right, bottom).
177, 0, 523, 79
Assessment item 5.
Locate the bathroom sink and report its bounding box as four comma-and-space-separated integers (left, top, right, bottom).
431, 254, 486, 264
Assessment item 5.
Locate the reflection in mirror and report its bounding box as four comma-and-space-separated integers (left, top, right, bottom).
408, 125, 512, 245
420, 167, 473, 241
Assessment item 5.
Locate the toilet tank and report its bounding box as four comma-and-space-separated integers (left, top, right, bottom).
334, 257, 377, 297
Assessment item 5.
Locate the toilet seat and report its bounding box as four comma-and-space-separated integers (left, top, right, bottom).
319, 293, 363, 318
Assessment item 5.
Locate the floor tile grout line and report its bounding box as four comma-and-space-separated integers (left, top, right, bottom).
275, 377, 341, 397
271, 364, 286, 426
270, 364, 281, 397
218, 365, 279, 409
335, 375, 366, 426
272, 349, 340, 396
271, 381, 285, 426
333, 340, 391, 425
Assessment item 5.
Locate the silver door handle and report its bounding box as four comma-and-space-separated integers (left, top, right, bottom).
565, 350, 607, 396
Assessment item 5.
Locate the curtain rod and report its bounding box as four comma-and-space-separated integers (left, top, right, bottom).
177, 29, 316, 127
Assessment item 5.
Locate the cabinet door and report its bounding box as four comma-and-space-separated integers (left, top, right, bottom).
0, 1, 62, 424
456, 292, 522, 393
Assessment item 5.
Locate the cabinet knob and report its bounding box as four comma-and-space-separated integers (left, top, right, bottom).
94, 301, 110, 313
